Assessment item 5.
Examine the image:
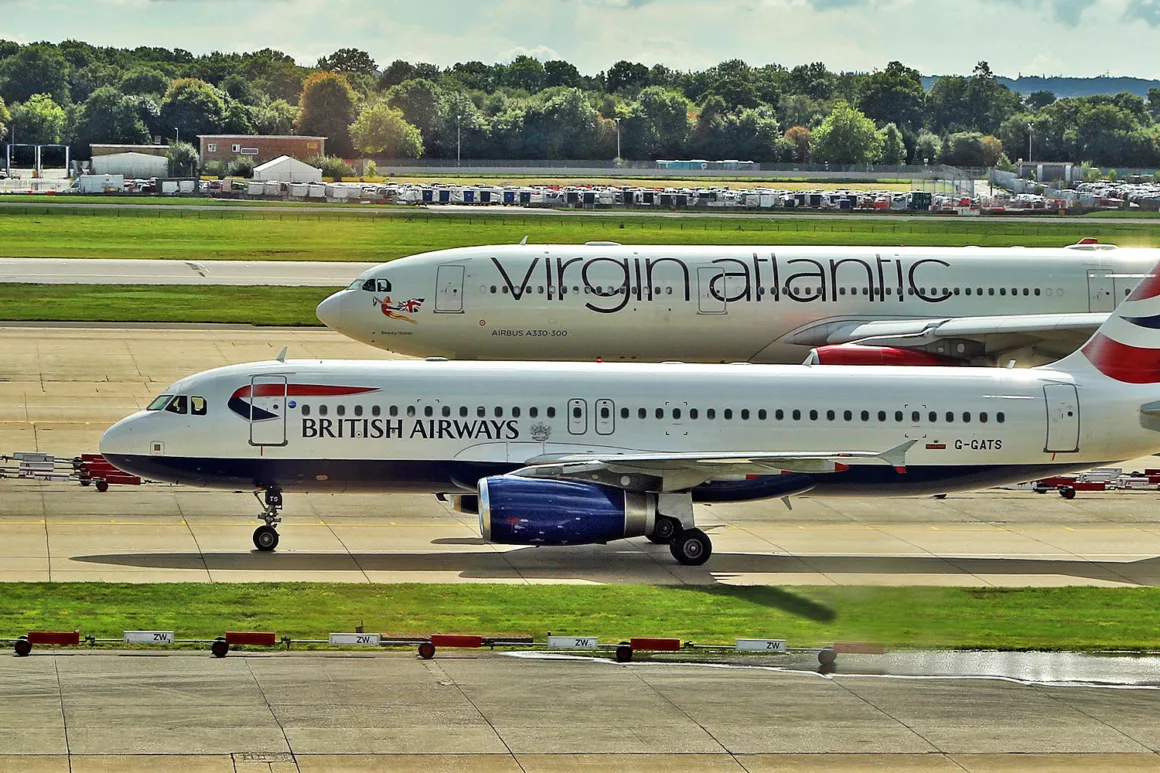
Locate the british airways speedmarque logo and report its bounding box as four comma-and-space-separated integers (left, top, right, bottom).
228, 384, 378, 421
375, 295, 425, 324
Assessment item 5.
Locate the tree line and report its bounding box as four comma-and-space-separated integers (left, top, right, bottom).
1, 40, 1158, 170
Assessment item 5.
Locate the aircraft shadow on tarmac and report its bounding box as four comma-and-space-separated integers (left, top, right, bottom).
68, 548, 1160, 586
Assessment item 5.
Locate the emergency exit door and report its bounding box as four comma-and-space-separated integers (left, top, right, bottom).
435, 264, 465, 313
249, 375, 288, 446
1044, 384, 1080, 453
568, 398, 588, 435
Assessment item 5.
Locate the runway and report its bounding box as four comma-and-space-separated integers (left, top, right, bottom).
0, 258, 369, 286
2, 651, 1158, 771
2, 325, 1159, 586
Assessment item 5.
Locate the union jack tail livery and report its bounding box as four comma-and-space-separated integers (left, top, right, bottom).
1059, 263, 1160, 383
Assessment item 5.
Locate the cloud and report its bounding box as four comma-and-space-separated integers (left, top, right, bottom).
1124, 0, 1160, 24
504, 44, 561, 61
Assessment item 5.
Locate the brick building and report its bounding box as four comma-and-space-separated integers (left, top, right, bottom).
198, 135, 326, 165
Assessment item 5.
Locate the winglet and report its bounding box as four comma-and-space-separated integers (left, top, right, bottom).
276, 346, 288, 363
519, 235, 529, 246
879, 439, 918, 473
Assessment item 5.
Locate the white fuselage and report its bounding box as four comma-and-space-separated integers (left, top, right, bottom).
99, 358, 1160, 498
317, 244, 1158, 363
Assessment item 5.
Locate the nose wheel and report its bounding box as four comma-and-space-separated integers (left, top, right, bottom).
252, 487, 283, 552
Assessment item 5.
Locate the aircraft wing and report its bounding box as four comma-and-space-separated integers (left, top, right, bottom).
819, 312, 1108, 363
510, 441, 916, 492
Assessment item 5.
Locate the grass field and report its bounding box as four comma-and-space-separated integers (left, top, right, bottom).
3, 207, 1160, 262
3, 583, 1159, 651
0, 284, 333, 325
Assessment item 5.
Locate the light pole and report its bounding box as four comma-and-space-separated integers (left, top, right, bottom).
174, 128, 179, 145
456, 114, 461, 167
1027, 123, 1033, 165
614, 117, 621, 161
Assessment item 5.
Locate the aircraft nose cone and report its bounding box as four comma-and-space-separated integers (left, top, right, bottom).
316, 291, 345, 331
99, 416, 138, 458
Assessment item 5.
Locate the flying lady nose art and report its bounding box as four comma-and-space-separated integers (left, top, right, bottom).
376, 296, 426, 324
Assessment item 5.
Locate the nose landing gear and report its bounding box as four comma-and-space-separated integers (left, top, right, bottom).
252, 487, 283, 552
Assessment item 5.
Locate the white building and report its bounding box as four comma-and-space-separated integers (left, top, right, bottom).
252, 155, 322, 184
90, 152, 168, 178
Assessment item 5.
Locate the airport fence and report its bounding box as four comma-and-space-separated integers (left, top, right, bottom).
0, 203, 1157, 244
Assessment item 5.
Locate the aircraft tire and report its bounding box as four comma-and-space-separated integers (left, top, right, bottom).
418, 642, 436, 660
615, 643, 633, 663
210, 638, 229, 658
14, 637, 31, 657
648, 516, 679, 544
669, 528, 712, 566
253, 526, 279, 551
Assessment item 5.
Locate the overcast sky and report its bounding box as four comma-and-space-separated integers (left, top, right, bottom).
2, 0, 1159, 79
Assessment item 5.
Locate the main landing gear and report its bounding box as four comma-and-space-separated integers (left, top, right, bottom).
647, 495, 713, 567
252, 487, 283, 552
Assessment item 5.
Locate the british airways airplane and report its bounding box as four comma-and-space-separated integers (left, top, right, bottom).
315, 242, 1155, 366
102, 264, 1160, 565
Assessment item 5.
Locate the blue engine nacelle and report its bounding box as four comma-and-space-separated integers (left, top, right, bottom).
478, 476, 654, 546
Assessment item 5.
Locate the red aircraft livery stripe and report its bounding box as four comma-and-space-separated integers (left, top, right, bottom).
1127, 270, 1160, 301
230, 384, 379, 400
1082, 333, 1160, 384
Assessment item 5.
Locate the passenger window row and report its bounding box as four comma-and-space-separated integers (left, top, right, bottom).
485, 283, 1064, 299
297, 401, 1004, 425
617, 406, 1006, 424
300, 403, 558, 419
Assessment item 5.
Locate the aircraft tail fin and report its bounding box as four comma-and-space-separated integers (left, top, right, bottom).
1054, 260, 1160, 383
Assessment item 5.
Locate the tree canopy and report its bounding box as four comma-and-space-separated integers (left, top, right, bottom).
0, 38, 1158, 167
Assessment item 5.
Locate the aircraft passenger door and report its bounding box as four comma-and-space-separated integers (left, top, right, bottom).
595, 399, 615, 435
248, 375, 288, 447
567, 398, 588, 435
435, 264, 465, 313
1087, 270, 1115, 312
697, 267, 726, 314
1044, 384, 1080, 453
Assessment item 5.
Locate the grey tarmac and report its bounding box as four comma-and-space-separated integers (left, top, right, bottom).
0, 651, 1158, 772
1, 325, 1159, 587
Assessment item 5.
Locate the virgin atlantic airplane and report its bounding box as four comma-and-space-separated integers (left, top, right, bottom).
102, 262, 1160, 565
316, 241, 1154, 366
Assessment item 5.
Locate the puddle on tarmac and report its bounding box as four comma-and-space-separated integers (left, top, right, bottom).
506, 649, 1160, 687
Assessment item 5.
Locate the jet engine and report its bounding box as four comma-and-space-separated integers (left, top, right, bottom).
478, 477, 655, 546
805, 344, 964, 367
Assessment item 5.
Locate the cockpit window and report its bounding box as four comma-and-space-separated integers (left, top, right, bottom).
191, 396, 207, 416
146, 395, 173, 411
362, 277, 391, 292
349, 279, 364, 290
166, 395, 188, 415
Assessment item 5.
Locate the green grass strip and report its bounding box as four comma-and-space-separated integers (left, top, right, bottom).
3, 584, 1159, 651
1, 209, 1159, 262
0, 284, 333, 326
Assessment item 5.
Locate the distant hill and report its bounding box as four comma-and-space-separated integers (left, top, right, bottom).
921, 75, 1160, 98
